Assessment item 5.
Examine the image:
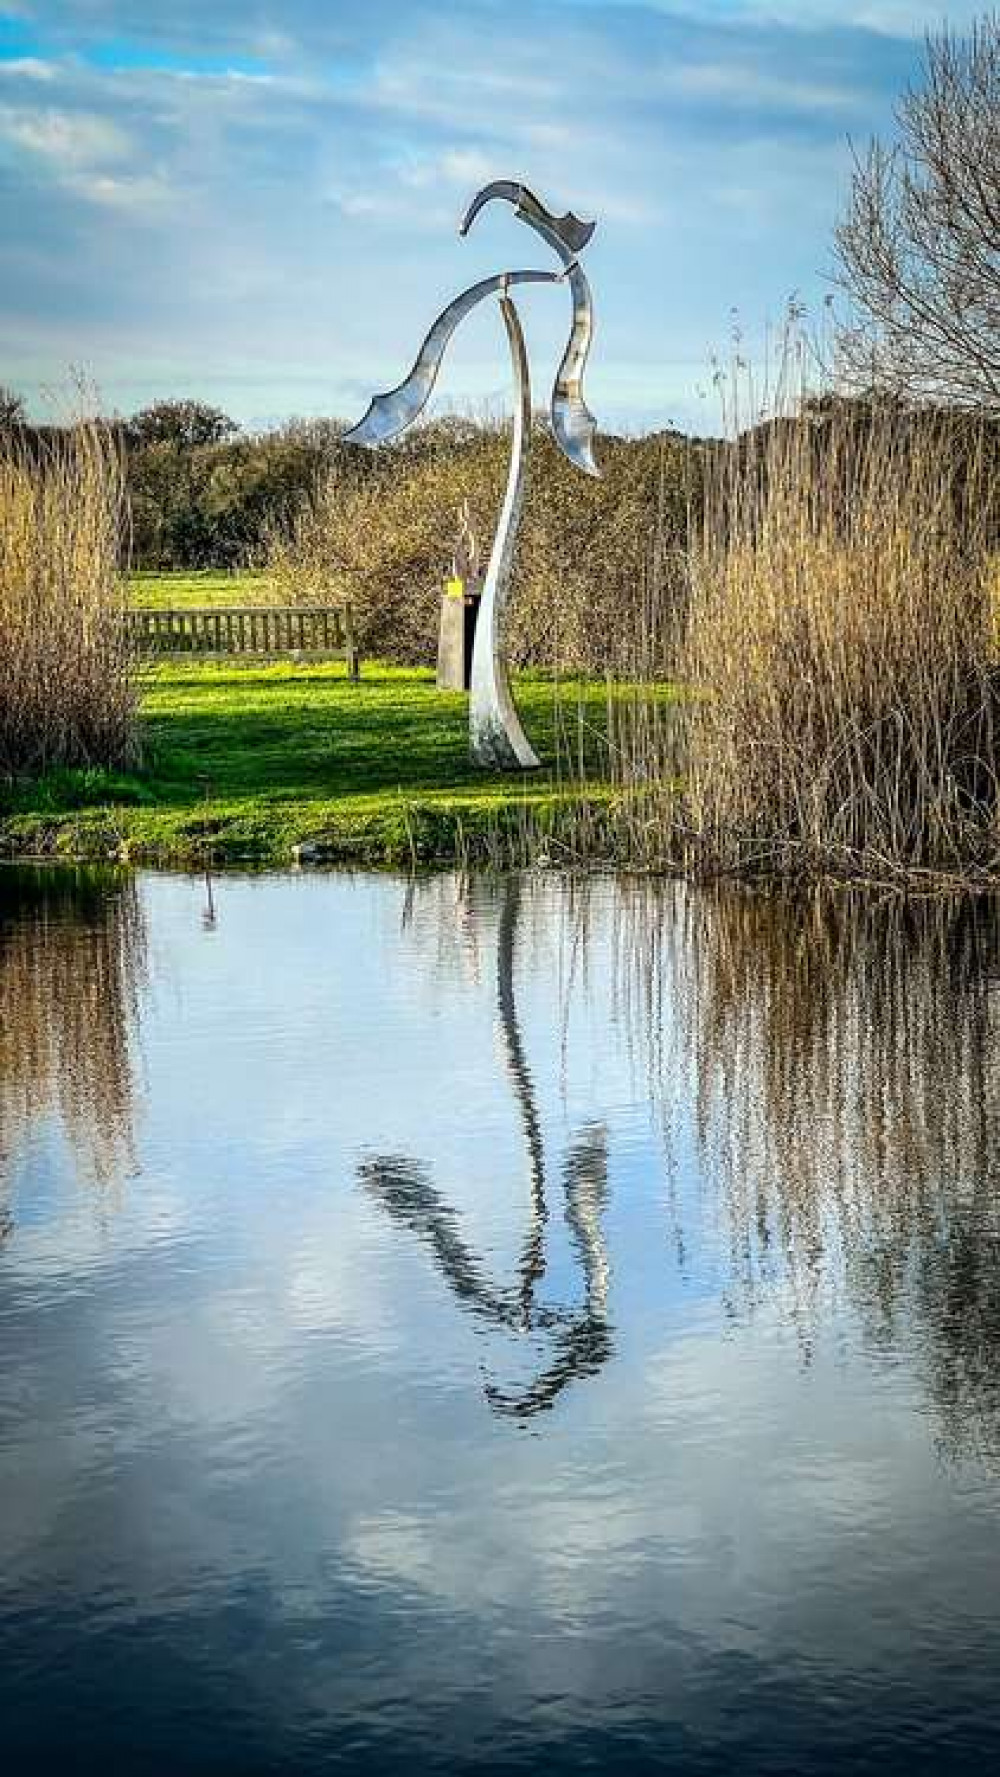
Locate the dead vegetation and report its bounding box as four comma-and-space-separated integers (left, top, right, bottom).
0, 421, 137, 777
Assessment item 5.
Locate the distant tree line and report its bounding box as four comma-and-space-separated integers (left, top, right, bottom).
120, 402, 370, 569
0, 393, 372, 571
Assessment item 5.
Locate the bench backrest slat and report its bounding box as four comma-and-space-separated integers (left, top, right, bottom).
128, 606, 359, 675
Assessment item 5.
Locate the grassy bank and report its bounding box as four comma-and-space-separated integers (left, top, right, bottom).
0, 658, 623, 867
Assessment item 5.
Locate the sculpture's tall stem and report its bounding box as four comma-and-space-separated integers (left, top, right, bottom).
469, 294, 541, 770
496, 875, 548, 1319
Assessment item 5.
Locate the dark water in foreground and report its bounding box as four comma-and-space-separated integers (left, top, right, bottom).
2, 865, 1000, 1775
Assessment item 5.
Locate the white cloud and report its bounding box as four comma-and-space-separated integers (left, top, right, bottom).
0, 57, 58, 82
0, 99, 174, 208
649, 0, 988, 36
372, 56, 562, 115
0, 103, 130, 168
174, 67, 279, 85
790, 1, 985, 31
671, 60, 861, 111
390, 145, 494, 193
438, 147, 494, 187
73, 169, 171, 209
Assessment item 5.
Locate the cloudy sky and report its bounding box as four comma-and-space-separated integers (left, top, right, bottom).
0, 2, 985, 431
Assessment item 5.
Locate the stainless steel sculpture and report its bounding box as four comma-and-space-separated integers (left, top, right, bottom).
344, 180, 601, 770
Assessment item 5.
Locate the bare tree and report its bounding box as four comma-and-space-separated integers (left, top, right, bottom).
835, 15, 1000, 408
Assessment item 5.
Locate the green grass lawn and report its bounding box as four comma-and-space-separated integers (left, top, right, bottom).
0, 659, 626, 867
129, 569, 276, 608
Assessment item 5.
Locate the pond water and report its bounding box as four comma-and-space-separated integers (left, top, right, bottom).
2, 864, 1000, 1775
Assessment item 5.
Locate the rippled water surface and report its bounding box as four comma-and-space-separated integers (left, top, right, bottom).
2, 864, 1000, 1774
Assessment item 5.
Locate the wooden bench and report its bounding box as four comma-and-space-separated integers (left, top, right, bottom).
129, 605, 360, 677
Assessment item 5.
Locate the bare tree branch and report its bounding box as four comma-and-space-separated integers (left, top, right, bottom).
835, 15, 1000, 408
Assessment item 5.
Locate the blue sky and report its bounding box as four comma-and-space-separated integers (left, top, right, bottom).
0, 2, 985, 432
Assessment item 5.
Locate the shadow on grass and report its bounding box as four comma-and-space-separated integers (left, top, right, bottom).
137, 667, 610, 809
1, 666, 620, 865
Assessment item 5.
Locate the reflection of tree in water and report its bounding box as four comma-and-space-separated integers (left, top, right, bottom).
632, 884, 1000, 1465
0, 866, 144, 1231
361, 875, 613, 1420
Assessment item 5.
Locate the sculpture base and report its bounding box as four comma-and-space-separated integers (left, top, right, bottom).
470, 706, 541, 772
437, 590, 480, 691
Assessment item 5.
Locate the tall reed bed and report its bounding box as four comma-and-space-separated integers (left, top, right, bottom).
0, 422, 136, 777
577, 391, 1000, 880
675, 398, 1000, 877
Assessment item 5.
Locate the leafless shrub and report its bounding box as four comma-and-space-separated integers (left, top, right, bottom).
268, 416, 698, 676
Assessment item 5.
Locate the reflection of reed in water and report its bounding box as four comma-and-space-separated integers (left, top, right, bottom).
361, 874, 613, 1420
674, 892, 998, 1271
0, 867, 144, 1221
620, 883, 1000, 1463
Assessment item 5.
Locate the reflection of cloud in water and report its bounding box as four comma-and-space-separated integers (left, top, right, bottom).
361, 875, 613, 1419
0, 866, 144, 1222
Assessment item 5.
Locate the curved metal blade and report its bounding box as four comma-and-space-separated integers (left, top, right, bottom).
460, 181, 601, 478
553, 258, 600, 478
343, 268, 558, 448
460, 180, 596, 258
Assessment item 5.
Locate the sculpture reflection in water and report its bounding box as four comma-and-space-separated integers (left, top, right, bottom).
0, 866, 144, 1238
359, 875, 613, 1420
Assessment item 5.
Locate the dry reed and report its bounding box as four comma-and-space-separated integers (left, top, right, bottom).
675, 397, 1000, 877
0, 422, 137, 777
563, 383, 1000, 882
